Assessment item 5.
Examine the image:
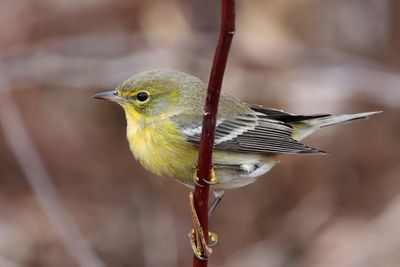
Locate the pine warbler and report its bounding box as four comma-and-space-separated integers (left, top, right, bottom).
94, 70, 379, 195
94, 70, 379, 259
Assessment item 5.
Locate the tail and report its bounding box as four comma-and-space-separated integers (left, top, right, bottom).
248, 105, 381, 141
291, 111, 381, 141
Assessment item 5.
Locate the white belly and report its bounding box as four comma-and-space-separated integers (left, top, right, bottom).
212, 155, 278, 190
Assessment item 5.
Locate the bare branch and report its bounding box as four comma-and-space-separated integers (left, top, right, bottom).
193, 0, 235, 266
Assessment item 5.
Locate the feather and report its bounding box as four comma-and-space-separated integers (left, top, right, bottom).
248, 104, 331, 123
181, 112, 325, 155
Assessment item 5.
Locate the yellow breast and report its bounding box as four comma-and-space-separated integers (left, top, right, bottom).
125, 111, 197, 183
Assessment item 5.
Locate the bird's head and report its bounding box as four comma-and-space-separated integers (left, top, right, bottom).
93, 70, 206, 120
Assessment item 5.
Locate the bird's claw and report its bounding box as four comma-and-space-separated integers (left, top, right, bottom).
205, 168, 219, 185
193, 167, 219, 186
193, 175, 204, 187
189, 192, 218, 260
188, 229, 214, 260
207, 231, 218, 247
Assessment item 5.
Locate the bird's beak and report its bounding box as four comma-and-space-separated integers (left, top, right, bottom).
92, 90, 124, 104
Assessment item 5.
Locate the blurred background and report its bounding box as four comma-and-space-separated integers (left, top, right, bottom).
0, 0, 399, 266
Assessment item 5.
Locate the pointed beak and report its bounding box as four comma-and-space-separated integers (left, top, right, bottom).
92, 90, 124, 103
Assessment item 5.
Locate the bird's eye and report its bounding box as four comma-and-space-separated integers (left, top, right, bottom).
136, 92, 149, 102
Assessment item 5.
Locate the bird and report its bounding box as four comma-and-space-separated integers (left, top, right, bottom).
93, 69, 379, 258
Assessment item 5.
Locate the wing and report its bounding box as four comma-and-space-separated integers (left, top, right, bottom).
248, 104, 331, 123
180, 112, 325, 155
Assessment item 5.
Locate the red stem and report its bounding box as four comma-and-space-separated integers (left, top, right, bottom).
193, 0, 235, 266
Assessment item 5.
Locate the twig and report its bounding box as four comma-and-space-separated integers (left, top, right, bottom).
192, 0, 235, 266
0, 84, 106, 267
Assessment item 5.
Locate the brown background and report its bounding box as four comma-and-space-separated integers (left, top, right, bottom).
0, 0, 399, 266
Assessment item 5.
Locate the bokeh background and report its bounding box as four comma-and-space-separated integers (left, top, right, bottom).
0, 0, 399, 266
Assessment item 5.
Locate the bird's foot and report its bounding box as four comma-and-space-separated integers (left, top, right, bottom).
204, 167, 219, 185
188, 192, 218, 260
193, 167, 219, 186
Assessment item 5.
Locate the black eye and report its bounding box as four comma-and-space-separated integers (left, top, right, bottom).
136, 92, 149, 102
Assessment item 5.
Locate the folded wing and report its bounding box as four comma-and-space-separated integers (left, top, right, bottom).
180, 111, 325, 155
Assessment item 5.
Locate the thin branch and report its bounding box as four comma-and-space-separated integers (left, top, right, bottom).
0, 85, 106, 267
193, 0, 235, 266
